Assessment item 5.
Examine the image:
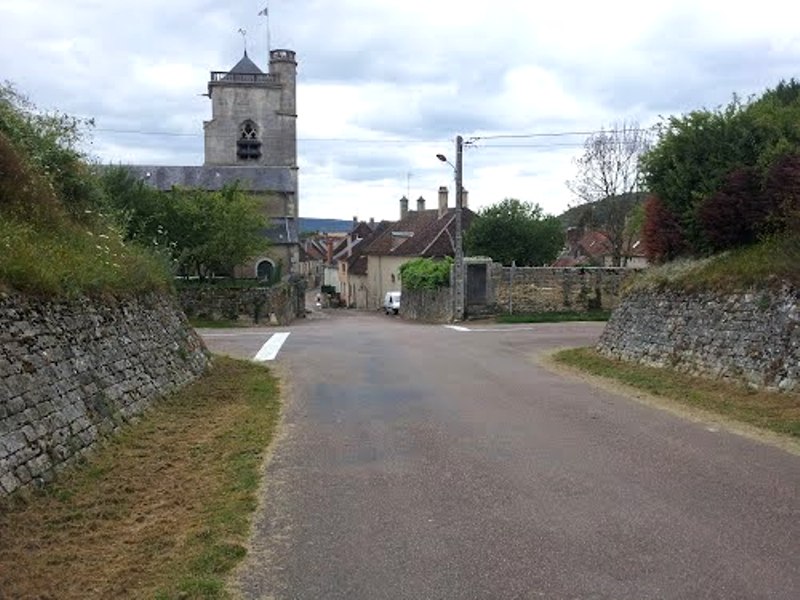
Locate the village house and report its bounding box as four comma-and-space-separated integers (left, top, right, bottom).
553, 227, 648, 268
359, 186, 477, 310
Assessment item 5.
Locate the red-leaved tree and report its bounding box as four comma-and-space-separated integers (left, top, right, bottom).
643, 195, 685, 264
697, 167, 773, 252
763, 153, 800, 234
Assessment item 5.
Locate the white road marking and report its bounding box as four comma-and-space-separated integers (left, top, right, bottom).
467, 327, 538, 332
444, 325, 471, 332
253, 332, 290, 361
200, 331, 289, 338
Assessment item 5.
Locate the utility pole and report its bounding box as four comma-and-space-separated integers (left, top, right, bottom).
454, 135, 465, 321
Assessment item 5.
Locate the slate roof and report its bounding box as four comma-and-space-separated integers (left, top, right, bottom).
123, 165, 295, 193
346, 221, 392, 275
362, 208, 476, 258
262, 217, 299, 245
227, 52, 264, 76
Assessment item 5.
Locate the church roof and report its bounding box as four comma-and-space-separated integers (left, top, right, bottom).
122, 165, 295, 193
228, 52, 264, 75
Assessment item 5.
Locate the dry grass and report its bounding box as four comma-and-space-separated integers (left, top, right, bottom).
0, 356, 280, 600
553, 348, 800, 439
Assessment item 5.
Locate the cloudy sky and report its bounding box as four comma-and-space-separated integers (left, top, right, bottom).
2, 0, 799, 221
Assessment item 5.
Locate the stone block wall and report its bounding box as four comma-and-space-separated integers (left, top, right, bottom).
178, 280, 306, 325
401, 288, 453, 323
0, 292, 210, 496
597, 285, 800, 392
490, 266, 634, 314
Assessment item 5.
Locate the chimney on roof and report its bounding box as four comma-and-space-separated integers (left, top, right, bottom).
400, 196, 408, 220
438, 186, 448, 218
369, 217, 375, 227
417, 196, 425, 212
353, 216, 358, 228
326, 236, 333, 264
566, 227, 581, 257
461, 188, 469, 209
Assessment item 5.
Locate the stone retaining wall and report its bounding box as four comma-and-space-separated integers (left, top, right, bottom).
490, 266, 635, 314
597, 285, 800, 392
0, 292, 210, 496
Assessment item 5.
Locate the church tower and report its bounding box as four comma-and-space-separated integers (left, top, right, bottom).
203, 49, 297, 170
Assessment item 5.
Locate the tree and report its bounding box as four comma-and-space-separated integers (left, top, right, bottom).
697, 167, 774, 252
642, 195, 685, 264
640, 80, 800, 256
567, 121, 652, 266
464, 198, 563, 266
101, 167, 269, 279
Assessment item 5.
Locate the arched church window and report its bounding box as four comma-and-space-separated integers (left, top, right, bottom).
237, 120, 262, 160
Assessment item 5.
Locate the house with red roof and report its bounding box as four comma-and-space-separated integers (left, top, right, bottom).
359, 187, 477, 310
553, 227, 647, 268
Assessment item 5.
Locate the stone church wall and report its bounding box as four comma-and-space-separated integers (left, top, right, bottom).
597, 285, 799, 392
0, 292, 210, 496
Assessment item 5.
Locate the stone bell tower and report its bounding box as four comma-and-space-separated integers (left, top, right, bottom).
203, 49, 297, 169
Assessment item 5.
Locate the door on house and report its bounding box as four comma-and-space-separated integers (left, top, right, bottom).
466, 263, 487, 305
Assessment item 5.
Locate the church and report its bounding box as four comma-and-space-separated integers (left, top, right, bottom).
125, 48, 300, 280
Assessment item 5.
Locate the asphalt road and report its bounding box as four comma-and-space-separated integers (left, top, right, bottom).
199, 311, 800, 600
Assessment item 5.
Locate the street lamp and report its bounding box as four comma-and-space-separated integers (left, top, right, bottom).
437, 135, 465, 321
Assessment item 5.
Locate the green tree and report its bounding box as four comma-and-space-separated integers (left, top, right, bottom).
640, 80, 800, 256
465, 198, 563, 266
101, 167, 269, 280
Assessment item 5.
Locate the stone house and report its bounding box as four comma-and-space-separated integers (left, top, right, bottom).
337, 220, 391, 308
125, 49, 300, 279
360, 187, 477, 310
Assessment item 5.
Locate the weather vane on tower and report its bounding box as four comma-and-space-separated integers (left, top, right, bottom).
237, 28, 247, 55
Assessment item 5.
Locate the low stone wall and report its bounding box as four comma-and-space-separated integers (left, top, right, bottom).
0, 292, 210, 496
490, 266, 635, 314
178, 279, 306, 325
597, 285, 800, 392
401, 288, 453, 323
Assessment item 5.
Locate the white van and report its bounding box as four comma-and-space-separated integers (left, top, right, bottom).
383, 291, 401, 315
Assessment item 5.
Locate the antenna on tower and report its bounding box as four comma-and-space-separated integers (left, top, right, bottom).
237, 28, 248, 54
258, 5, 271, 54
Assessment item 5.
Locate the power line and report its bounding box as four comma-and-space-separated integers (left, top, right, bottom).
92, 126, 652, 144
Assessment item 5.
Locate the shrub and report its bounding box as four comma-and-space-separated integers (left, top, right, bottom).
399, 257, 452, 290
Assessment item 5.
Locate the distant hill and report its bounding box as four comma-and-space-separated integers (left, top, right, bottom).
558, 192, 647, 228
298, 218, 353, 234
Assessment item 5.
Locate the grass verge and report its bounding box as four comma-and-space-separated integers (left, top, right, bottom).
553, 347, 800, 438
0, 356, 280, 600
497, 310, 610, 324
626, 231, 800, 294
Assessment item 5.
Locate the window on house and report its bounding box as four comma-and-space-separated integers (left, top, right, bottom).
237, 120, 262, 160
